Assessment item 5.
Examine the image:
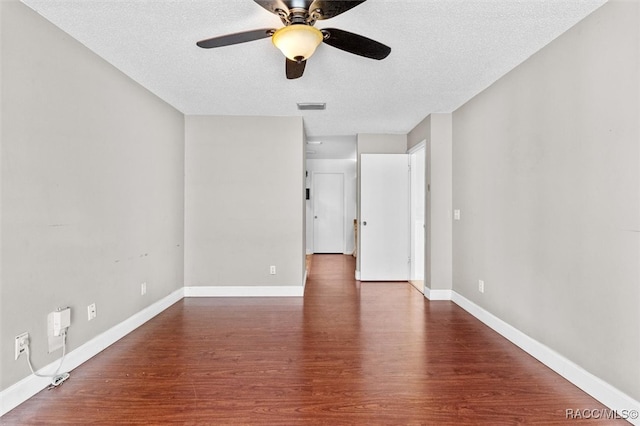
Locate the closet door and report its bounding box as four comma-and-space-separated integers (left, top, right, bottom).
313, 172, 344, 253
360, 154, 410, 281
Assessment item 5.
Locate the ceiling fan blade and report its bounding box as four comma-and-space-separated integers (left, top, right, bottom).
286, 58, 306, 79
196, 28, 275, 49
309, 1, 367, 20
321, 28, 391, 60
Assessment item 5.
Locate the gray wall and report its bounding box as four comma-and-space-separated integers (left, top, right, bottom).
357, 134, 408, 156
1, 0, 185, 390
408, 117, 430, 152
184, 116, 305, 288
452, 0, 639, 400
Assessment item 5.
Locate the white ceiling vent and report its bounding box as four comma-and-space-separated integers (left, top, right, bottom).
297, 103, 326, 111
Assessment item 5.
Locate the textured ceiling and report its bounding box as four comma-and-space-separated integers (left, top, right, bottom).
21, 0, 606, 152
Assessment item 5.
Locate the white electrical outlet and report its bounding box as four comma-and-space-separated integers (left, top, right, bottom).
270, 265, 276, 275
87, 303, 97, 321
454, 209, 461, 220
141, 282, 147, 295
478, 280, 485, 293
14, 332, 29, 360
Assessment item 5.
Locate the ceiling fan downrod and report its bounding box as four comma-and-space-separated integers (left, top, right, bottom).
277, 7, 319, 26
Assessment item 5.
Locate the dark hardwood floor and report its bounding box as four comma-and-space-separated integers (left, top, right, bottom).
3, 255, 619, 425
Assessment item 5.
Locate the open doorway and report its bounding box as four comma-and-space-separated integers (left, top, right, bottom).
304, 137, 358, 280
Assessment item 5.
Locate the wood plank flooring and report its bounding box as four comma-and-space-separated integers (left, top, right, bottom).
2, 255, 619, 425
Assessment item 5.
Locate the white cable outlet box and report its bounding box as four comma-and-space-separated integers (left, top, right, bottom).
47, 307, 70, 353
52, 308, 71, 336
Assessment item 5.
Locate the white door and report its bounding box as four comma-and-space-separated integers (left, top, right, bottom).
313, 172, 344, 253
360, 154, 410, 281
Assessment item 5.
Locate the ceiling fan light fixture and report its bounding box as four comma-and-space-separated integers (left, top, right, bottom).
272, 25, 323, 61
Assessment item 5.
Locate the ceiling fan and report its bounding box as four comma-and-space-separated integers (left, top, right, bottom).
196, 0, 391, 79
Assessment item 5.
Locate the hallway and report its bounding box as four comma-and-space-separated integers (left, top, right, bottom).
2, 255, 614, 424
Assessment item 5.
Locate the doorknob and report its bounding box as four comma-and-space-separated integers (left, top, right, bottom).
314, 216, 318, 219
362, 221, 367, 226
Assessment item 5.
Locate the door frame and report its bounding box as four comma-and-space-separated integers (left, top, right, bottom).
408, 141, 426, 293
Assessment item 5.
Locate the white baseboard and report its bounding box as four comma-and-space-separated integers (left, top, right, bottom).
355, 270, 360, 280
450, 291, 640, 425
184, 285, 304, 297
0, 288, 184, 417
424, 287, 452, 301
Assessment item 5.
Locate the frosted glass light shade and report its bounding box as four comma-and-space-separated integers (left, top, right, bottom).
272, 25, 323, 61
